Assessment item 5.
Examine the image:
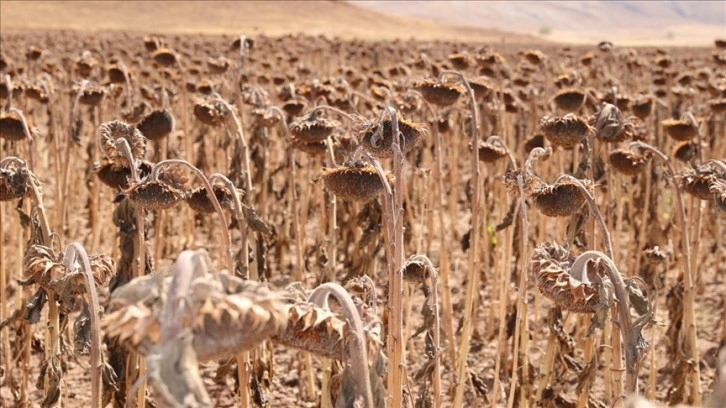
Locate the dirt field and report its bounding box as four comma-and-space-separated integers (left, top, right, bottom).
1, 2, 725, 408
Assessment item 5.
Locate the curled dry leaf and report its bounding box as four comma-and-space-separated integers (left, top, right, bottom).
680, 165, 717, 201
272, 302, 347, 360
531, 241, 613, 313
0, 165, 30, 201
710, 178, 726, 213
643, 246, 668, 264
22, 244, 114, 300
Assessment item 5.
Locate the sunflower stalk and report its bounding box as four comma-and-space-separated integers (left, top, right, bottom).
62, 242, 103, 408
308, 283, 374, 407
359, 105, 404, 408
630, 141, 701, 404
150, 160, 234, 274
438, 70, 483, 407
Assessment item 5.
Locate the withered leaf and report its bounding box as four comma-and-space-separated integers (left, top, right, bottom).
243, 205, 273, 235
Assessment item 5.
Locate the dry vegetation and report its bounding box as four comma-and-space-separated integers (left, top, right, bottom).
1, 27, 726, 408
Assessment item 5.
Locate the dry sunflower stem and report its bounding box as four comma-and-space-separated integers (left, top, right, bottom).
307, 283, 375, 408
21, 241, 109, 408
532, 242, 652, 396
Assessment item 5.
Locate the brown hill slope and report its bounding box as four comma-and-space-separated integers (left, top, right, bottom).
0, 0, 542, 43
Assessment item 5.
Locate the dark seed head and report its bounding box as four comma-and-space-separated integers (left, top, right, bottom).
524, 49, 546, 66
533, 180, 588, 217
288, 112, 339, 143
282, 99, 306, 117
251, 108, 281, 128
321, 166, 387, 202
609, 149, 650, 175
126, 181, 186, 210
540, 114, 591, 149
24, 85, 49, 103
468, 77, 494, 101
292, 138, 328, 155
77, 84, 106, 106
553, 88, 586, 112
662, 118, 698, 141
95, 160, 152, 190
402, 258, 429, 285
413, 79, 464, 107
672, 140, 699, 163
136, 109, 174, 141
187, 186, 234, 214
0, 110, 27, 141
151, 48, 178, 67
126, 166, 189, 210
477, 141, 507, 163
193, 99, 228, 127
631, 96, 654, 119
107, 65, 127, 84
524, 134, 546, 154
708, 98, 726, 114
448, 52, 471, 70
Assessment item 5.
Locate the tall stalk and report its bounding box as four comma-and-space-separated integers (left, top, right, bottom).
309, 283, 374, 407
150, 159, 234, 273
436, 70, 483, 408
631, 141, 701, 404
63, 242, 103, 408
363, 106, 404, 408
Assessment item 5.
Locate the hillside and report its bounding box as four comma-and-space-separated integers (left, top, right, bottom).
351, 0, 726, 46
0, 0, 541, 43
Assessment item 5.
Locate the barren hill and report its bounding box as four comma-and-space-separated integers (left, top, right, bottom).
0, 0, 540, 43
